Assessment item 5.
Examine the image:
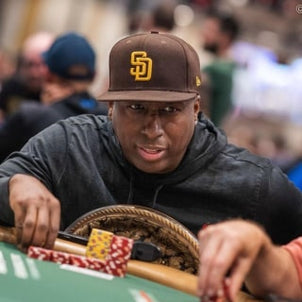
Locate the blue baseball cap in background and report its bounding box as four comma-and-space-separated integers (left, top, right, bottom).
42, 32, 96, 80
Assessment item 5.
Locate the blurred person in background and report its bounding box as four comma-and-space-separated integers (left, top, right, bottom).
0, 31, 107, 163
128, 1, 176, 34
0, 49, 15, 123
200, 10, 240, 127
0, 49, 15, 89
145, 1, 176, 32
0, 31, 54, 118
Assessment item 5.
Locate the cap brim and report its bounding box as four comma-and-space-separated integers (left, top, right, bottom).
97, 90, 197, 102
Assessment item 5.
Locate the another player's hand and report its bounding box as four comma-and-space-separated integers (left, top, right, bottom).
197, 220, 268, 301
9, 174, 61, 251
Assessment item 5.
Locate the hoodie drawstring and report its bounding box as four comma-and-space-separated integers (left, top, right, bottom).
152, 184, 164, 208
126, 172, 164, 208
127, 174, 134, 204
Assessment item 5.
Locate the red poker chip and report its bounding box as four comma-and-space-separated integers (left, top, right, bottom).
50, 250, 71, 265
27, 246, 52, 261
69, 254, 90, 268
70, 255, 106, 272
87, 258, 106, 271
207, 279, 231, 302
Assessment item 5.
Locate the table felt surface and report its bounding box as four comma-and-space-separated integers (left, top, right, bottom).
0, 242, 199, 302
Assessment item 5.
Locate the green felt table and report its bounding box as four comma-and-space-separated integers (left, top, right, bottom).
0, 242, 198, 302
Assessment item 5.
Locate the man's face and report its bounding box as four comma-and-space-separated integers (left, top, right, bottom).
110, 99, 200, 174
19, 52, 48, 92
201, 17, 221, 54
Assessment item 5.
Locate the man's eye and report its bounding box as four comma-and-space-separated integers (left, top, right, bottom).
129, 104, 144, 110
161, 106, 177, 113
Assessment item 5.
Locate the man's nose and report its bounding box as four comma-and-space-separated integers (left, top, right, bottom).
141, 114, 163, 139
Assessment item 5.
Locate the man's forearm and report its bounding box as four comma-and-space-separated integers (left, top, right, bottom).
246, 243, 302, 298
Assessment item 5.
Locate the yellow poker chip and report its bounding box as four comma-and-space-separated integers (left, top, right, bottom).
85, 228, 113, 260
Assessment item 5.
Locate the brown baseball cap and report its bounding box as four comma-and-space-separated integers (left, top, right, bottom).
98, 31, 202, 102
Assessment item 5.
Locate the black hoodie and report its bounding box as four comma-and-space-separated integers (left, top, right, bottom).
0, 114, 301, 245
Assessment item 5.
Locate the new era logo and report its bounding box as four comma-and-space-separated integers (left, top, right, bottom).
130, 51, 152, 81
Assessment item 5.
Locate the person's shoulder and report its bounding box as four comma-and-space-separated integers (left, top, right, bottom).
32, 114, 110, 146
19, 101, 46, 111
57, 114, 109, 129
19, 101, 60, 121
223, 143, 273, 168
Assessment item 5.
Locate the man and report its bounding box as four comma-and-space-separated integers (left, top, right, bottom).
0, 48, 15, 89
0, 31, 54, 117
128, 1, 176, 34
0, 32, 301, 254
200, 10, 240, 126
198, 220, 302, 300
0, 31, 107, 163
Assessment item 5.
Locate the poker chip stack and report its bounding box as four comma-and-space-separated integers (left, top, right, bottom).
27, 228, 134, 277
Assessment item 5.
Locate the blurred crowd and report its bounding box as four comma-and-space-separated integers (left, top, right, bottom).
1, 0, 302, 188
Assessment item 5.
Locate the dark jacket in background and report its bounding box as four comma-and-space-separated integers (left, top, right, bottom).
0, 91, 107, 162
0, 76, 41, 116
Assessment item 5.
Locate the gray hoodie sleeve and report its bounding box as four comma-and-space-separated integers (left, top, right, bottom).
0, 122, 68, 225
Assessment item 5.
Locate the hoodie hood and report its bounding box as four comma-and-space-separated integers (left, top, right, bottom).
107, 113, 227, 187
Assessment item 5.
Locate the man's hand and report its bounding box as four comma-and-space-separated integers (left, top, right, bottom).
9, 174, 61, 251
197, 220, 270, 301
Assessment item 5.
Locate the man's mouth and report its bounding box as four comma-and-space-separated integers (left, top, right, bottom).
137, 147, 165, 161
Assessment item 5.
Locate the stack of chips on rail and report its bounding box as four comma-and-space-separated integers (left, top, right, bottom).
27, 228, 134, 277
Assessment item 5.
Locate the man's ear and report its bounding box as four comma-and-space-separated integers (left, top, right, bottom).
108, 102, 113, 119
194, 95, 200, 113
